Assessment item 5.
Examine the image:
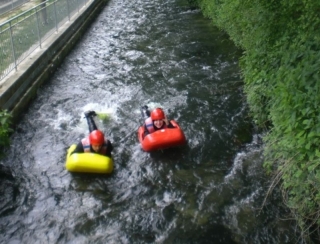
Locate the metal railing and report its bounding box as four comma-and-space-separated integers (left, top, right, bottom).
0, 0, 90, 81
0, 0, 30, 16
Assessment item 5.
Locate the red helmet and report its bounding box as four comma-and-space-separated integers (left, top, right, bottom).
89, 130, 104, 145
151, 108, 165, 120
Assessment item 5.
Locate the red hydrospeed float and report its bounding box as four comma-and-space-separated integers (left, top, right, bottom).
138, 104, 187, 153
138, 120, 186, 152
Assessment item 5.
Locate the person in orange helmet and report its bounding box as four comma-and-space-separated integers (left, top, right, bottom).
71, 111, 113, 157
142, 107, 175, 136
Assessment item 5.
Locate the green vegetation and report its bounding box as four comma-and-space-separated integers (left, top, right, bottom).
191, 0, 320, 240
0, 110, 12, 157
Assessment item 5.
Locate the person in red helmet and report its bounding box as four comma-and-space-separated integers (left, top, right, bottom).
142, 106, 175, 136
71, 111, 113, 157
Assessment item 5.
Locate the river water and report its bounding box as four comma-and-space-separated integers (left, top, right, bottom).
0, 0, 302, 243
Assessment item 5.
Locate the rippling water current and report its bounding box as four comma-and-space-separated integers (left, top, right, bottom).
0, 0, 301, 243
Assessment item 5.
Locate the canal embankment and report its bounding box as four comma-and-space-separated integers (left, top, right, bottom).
0, 0, 109, 125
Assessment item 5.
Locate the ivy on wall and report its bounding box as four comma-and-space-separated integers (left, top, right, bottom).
0, 110, 12, 157
193, 0, 320, 240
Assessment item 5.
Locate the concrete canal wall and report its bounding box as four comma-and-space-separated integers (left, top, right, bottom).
0, 0, 108, 125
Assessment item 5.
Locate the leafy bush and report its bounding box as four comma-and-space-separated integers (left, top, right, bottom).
0, 110, 12, 154
194, 0, 320, 240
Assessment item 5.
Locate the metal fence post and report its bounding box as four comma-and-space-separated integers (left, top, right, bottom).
53, 1, 58, 31
66, 0, 70, 21
35, 7, 42, 48
77, 0, 79, 13
9, 22, 17, 71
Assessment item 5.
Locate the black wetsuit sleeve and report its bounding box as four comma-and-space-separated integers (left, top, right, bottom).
143, 124, 150, 136
86, 116, 98, 132
167, 121, 175, 128
71, 141, 84, 155
105, 140, 113, 157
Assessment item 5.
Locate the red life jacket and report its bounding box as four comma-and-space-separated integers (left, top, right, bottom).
144, 117, 167, 134
81, 137, 108, 155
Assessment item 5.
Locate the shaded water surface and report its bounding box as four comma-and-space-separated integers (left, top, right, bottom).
1, 0, 301, 243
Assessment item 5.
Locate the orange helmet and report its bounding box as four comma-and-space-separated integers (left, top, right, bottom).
89, 130, 104, 145
151, 108, 165, 120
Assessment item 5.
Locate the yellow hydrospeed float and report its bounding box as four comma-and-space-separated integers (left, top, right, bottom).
65, 144, 113, 174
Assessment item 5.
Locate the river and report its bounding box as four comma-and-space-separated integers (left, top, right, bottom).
0, 0, 302, 243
